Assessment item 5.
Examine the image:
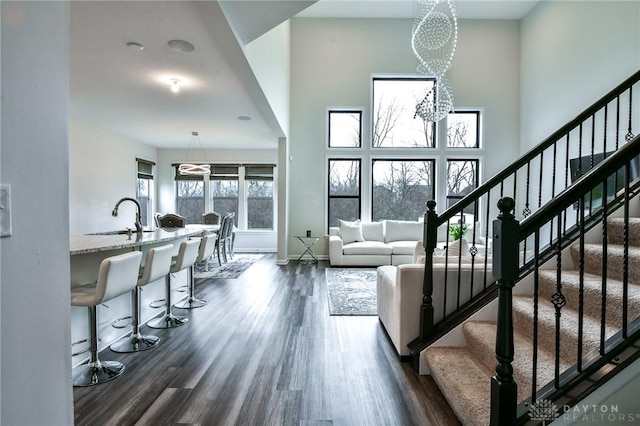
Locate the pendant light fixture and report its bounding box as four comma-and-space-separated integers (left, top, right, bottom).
411, 0, 458, 122
178, 131, 211, 176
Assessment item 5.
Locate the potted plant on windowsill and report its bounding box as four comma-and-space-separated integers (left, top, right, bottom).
448, 223, 469, 256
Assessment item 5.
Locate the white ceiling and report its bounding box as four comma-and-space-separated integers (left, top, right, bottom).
70, 0, 538, 150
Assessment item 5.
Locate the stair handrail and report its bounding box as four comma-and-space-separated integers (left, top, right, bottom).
491, 135, 640, 425
438, 69, 640, 227
519, 134, 640, 237
411, 70, 640, 357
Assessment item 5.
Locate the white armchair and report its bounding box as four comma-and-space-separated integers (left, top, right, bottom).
376, 242, 492, 356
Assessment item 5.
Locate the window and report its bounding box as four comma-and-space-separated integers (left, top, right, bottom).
174, 163, 275, 231
136, 158, 155, 227
372, 159, 435, 221
176, 180, 204, 225
328, 159, 361, 228
446, 159, 478, 212
326, 76, 482, 230
245, 165, 274, 230
447, 111, 480, 148
328, 110, 362, 148
372, 77, 436, 148
210, 165, 239, 226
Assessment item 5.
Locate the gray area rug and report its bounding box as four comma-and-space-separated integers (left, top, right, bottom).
194, 254, 263, 279
325, 268, 377, 316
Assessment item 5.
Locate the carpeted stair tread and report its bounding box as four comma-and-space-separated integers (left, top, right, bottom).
607, 217, 640, 247
424, 346, 491, 426
512, 296, 619, 363
462, 321, 571, 403
572, 243, 640, 284
538, 269, 640, 328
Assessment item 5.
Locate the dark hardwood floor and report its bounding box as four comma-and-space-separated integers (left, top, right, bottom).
73, 254, 460, 425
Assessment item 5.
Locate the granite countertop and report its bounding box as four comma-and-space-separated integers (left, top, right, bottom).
70, 227, 208, 255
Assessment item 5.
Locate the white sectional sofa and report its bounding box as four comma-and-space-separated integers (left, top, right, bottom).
328, 219, 423, 266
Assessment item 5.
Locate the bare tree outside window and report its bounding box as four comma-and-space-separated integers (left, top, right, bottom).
211, 180, 238, 226
447, 111, 479, 148
372, 78, 436, 148
176, 180, 204, 224
328, 159, 361, 227
372, 159, 434, 221
247, 180, 273, 230
446, 159, 478, 214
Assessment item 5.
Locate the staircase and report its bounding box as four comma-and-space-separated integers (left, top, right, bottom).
423, 215, 640, 425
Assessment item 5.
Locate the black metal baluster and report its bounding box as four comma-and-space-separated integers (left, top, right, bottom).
553, 211, 566, 388
589, 116, 596, 215
484, 192, 492, 289
443, 218, 451, 318
469, 204, 478, 300
531, 229, 540, 402
577, 193, 585, 371
524, 162, 532, 217
623, 165, 630, 338
600, 185, 608, 355
455, 213, 463, 310
627, 85, 634, 142
563, 134, 570, 239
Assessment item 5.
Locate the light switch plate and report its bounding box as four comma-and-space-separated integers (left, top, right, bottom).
1, 184, 12, 237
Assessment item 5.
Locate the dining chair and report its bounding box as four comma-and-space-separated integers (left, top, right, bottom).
158, 213, 185, 228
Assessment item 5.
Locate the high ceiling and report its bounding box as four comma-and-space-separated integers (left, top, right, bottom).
70, 0, 538, 150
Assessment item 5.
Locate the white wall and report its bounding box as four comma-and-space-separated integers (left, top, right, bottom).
245, 20, 291, 139
69, 119, 156, 234
0, 1, 74, 424
520, 0, 640, 151
289, 17, 521, 258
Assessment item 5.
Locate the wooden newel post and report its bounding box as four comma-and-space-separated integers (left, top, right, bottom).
490, 197, 519, 425
420, 200, 438, 341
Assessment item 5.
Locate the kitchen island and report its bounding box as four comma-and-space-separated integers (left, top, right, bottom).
70, 227, 211, 366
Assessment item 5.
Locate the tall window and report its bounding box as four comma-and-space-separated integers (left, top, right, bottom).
210, 165, 239, 226
176, 180, 204, 225
328, 159, 361, 227
326, 76, 482, 230
136, 158, 154, 227
245, 165, 274, 230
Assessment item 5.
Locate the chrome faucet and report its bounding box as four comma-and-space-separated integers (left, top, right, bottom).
112, 197, 142, 234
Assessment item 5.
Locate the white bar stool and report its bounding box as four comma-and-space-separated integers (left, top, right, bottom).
147, 239, 199, 329
71, 251, 143, 386
174, 234, 216, 309
110, 244, 174, 353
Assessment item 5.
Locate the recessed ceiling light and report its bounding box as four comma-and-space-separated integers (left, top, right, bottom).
168, 39, 195, 53
238, 116, 252, 121
126, 42, 144, 51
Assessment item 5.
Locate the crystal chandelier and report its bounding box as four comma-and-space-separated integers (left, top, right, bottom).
411, 0, 457, 122
178, 131, 211, 176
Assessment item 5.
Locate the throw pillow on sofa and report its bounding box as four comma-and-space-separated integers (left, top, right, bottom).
385, 220, 423, 242
339, 219, 365, 244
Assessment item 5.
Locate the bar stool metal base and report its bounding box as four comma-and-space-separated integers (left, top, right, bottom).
72, 360, 125, 387
110, 333, 160, 353
173, 296, 207, 309
147, 313, 188, 329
